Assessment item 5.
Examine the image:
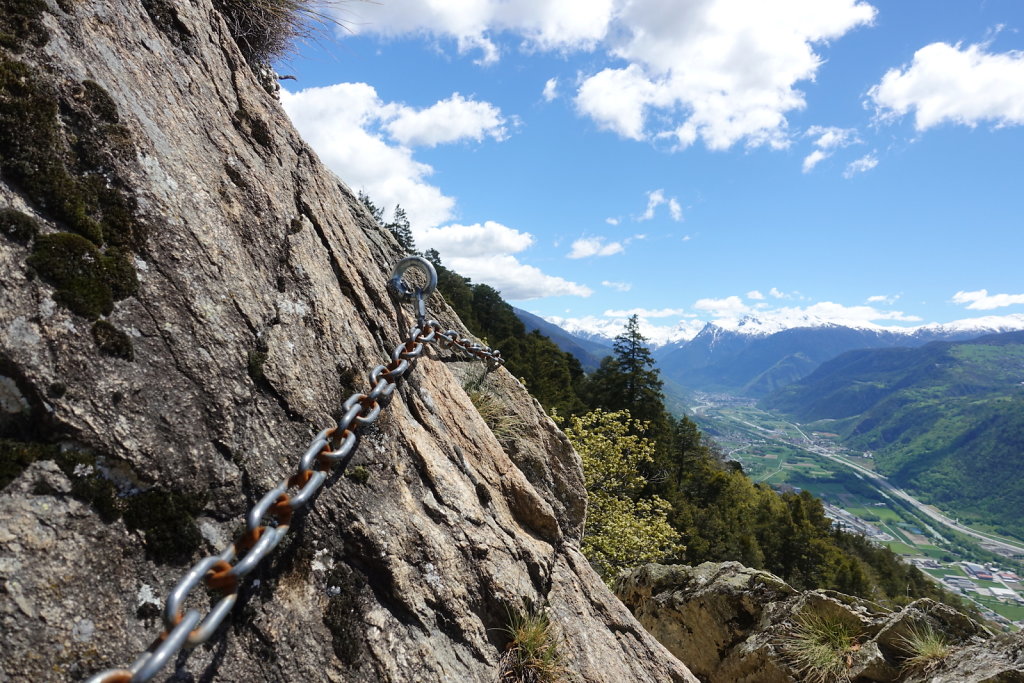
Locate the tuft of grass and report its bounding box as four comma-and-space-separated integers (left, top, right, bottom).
780, 611, 862, 683
497, 603, 567, 683
214, 0, 353, 63
896, 622, 950, 674
466, 388, 524, 445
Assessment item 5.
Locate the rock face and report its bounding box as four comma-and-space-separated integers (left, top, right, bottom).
616, 562, 1024, 683
0, 2, 696, 681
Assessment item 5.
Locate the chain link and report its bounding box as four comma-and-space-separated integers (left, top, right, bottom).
86, 258, 502, 683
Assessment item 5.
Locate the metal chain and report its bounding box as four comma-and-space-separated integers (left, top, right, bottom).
86, 257, 502, 683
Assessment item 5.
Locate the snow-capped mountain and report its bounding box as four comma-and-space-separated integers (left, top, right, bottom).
529, 312, 1024, 399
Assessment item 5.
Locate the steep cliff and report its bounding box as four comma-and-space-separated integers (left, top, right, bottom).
0, 1, 696, 680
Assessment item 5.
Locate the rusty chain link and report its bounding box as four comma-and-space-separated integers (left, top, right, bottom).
86, 257, 502, 683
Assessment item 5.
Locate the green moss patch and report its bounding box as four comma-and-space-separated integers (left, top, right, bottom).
0, 0, 50, 53
27, 232, 139, 319
91, 320, 134, 361
0, 58, 146, 251
0, 438, 205, 564
0, 208, 40, 244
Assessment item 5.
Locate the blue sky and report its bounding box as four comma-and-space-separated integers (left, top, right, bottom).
279, 0, 1024, 342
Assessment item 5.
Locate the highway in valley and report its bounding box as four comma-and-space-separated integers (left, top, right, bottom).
786, 423, 1024, 557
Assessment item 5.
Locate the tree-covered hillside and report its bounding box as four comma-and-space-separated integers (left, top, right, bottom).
764, 331, 1024, 540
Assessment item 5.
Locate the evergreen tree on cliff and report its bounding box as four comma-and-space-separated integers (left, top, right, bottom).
585, 315, 665, 426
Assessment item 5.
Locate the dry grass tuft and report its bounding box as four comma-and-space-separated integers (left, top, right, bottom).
896, 622, 951, 674
497, 603, 567, 683
467, 388, 524, 445
215, 0, 352, 63
779, 611, 862, 683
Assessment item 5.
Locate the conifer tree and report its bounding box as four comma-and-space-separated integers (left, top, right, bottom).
385, 204, 416, 253
585, 314, 665, 426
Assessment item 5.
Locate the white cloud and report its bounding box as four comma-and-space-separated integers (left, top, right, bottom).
281, 83, 453, 228
638, 189, 683, 221
668, 198, 683, 221
384, 93, 508, 147
417, 221, 533, 257
747, 290, 766, 300
335, 1, 875, 152
604, 307, 686, 318
694, 295, 752, 317
951, 289, 1024, 310
281, 84, 508, 228
769, 287, 789, 299
602, 280, 632, 292
802, 149, 829, 173
869, 42, 1024, 130
576, 0, 877, 150
417, 221, 590, 299
567, 236, 624, 258
605, 217, 620, 225
542, 77, 559, 102
843, 152, 878, 178
866, 294, 899, 305
681, 235, 692, 242
802, 125, 860, 172
339, 0, 617, 60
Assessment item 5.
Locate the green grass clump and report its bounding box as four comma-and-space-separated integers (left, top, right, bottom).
780, 611, 862, 683
896, 622, 951, 674
498, 603, 566, 683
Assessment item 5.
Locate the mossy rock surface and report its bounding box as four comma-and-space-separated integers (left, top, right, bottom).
28, 232, 114, 318
0, 0, 50, 53
92, 320, 134, 360
0, 208, 41, 244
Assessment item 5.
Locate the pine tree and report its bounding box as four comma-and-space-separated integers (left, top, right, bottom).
385, 204, 416, 253
585, 315, 665, 425
357, 190, 384, 224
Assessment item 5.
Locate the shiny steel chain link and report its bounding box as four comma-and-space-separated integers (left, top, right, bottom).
87, 257, 501, 683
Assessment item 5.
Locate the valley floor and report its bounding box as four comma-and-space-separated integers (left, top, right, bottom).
692, 394, 1024, 630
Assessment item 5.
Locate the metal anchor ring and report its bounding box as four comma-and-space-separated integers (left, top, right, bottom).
389, 256, 437, 302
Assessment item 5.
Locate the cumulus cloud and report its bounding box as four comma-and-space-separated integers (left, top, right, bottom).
338, 1, 875, 151
843, 152, 878, 178
694, 296, 752, 317
417, 221, 533, 257
417, 221, 590, 299
281, 84, 508, 228
951, 289, 1024, 310
604, 307, 686, 318
384, 93, 508, 147
769, 287, 790, 299
568, 236, 624, 258
869, 42, 1024, 130
338, 0, 617, 60
867, 294, 899, 305
747, 290, 766, 300
602, 280, 632, 291
638, 189, 683, 221
542, 77, 559, 102
576, 0, 877, 150
802, 125, 860, 172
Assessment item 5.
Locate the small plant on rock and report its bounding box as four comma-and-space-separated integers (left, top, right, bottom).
467, 387, 524, 445
780, 610, 862, 683
497, 602, 566, 683
896, 622, 950, 674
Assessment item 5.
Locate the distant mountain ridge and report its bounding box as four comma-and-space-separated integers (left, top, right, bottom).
761, 330, 1024, 540
519, 310, 1024, 399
